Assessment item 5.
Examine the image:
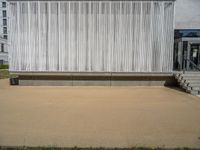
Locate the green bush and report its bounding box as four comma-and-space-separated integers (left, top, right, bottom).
0, 69, 9, 79
0, 64, 9, 69
0, 147, 193, 150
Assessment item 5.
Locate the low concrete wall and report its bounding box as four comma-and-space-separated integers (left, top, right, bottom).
12, 72, 178, 86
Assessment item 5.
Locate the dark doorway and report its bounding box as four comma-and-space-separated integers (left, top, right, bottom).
190, 44, 200, 69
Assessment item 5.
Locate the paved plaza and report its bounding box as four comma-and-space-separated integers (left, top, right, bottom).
0, 79, 200, 148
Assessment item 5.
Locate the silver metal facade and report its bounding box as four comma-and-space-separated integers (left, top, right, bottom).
8, 1, 175, 72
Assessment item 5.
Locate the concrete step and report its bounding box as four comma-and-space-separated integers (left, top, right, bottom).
182, 73, 200, 76
183, 86, 200, 92
190, 86, 200, 91
179, 79, 200, 85
182, 85, 190, 90
180, 81, 188, 87
190, 90, 199, 95
182, 75, 200, 78
182, 76, 200, 80
187, 80, 200, 83
176, 72, 200, 96
181, 82, 200, 88
182, 80, 200, 84
177, 78, 184, 83
185, 87, 199, 95
183, 72, 200, 74
177, 76, 200, 83
175, 74, 181, 79
188, 83, 200, 87
184, 83, 200, 90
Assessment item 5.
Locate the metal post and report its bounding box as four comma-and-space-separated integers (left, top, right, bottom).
183, 58, 185, 74
187, 42, 191, 70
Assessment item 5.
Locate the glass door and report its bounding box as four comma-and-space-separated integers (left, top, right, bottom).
190, 44, 200, 70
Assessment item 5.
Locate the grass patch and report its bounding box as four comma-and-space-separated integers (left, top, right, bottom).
0, 147, 194, 150
0, 65, 10, 79
0, 69, 9, 79
0, 69, 17, 79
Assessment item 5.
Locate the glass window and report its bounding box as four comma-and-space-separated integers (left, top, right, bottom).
175, 29, 200, 40
1, 44, 4, 52
3, 35, 7, 39
3, 19, 7, 26
2, 2, 6, 8
2, 10, 6, 17
0, 60, 3, 65
3, 27, 7, 34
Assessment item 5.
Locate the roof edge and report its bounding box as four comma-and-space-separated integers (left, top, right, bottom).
7, 0, 176, 1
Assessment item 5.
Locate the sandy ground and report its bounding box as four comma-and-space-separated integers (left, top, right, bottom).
0, 79, 200, 148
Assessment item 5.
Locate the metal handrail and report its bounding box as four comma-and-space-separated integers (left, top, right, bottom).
183, 58, 200, 73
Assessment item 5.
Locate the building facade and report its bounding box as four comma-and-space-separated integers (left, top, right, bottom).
8, 0, 175, 73
0, 0, 8, 64
174, 0, 200, 71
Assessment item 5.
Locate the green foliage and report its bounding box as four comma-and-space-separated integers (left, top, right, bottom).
0, 69, 9, 79
0, 147, 194, 150
0, 64, 9, 69
0, 69, 17, 79
174, 148, 190, 150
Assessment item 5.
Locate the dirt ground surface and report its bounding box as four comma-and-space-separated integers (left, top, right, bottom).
0, 79, 200, 148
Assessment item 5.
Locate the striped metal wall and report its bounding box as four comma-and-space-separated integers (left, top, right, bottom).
8, 1, 175, 72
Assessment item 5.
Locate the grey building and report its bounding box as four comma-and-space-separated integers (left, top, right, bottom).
5, 0, 200, 88
0, 37, 8, 64
174, 0, 200, 71
0, 0, 8, 64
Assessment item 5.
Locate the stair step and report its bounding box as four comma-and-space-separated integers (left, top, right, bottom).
190, 90, 199, 95
183, 80, 200, 84
183, 72, 200, 74
182, 75, 200, 78
191, 86, 200, 91
182, 85, 193, 90
184, 84, 200, 90
182, 76, 200, 80
185, 87, 199, 94
180, 82, 188, 87
187, 80, 200, 83
182, 85, 200, 92
175, 74, 182, 79
182, 79, 200, 83
176, 72, 200, 96
188, 83, 200, 87
178, 78, 184, 83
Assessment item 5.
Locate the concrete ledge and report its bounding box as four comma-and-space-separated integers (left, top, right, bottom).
19, 80, 73, 86
10, 71, 173, 76
14, 72, 177, 86
111, 76, 176, 86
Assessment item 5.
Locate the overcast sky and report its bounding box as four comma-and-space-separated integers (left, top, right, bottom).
175, 0, 200, 29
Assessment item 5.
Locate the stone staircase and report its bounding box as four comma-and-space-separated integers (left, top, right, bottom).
175, 72, 200, 95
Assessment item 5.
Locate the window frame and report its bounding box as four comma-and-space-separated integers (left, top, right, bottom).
2, 2, 6, 8
1, 44, 4, 52
2, 10, 6, 17
3, 19, 7, 26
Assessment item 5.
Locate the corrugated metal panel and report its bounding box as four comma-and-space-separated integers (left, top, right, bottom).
8, 1, 175, 72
